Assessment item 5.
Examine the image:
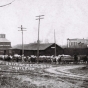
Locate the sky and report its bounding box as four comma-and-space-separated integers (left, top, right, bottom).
0, 0, 88, 46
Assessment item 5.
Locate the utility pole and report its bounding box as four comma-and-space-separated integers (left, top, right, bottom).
54, 29, 56, 56
36, 15, 44, 63
18, 25, 26, 62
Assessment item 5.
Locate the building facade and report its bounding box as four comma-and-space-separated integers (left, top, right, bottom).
0, 34, 11, 55
67, 38, 88, 48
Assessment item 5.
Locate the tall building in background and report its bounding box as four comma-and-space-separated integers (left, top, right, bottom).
0, 34, 11, 55
67, 38, 88, 48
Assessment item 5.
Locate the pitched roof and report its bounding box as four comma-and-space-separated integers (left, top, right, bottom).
0, 38, 10, 42
12, 43, 58, 50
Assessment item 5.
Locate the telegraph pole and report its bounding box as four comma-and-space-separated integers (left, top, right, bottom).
36, 15, 44, 63
54, 29, 56, 56
18, 25, 26, 62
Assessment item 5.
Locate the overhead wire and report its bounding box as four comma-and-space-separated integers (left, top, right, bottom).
0, 0, 15, 7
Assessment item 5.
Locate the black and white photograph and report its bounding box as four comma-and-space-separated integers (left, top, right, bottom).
0, 0, 88, 88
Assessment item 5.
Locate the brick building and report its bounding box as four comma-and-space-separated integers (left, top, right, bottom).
67, 38, 88, 48
62, 38, 88, 55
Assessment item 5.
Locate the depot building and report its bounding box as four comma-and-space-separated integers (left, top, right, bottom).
0, 34, 11, 55
11, 43, 64, 56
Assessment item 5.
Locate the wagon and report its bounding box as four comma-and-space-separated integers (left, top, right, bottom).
60, 55, 74, 63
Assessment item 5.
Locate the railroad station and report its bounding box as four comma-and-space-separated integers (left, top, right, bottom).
11, 43, 63, 56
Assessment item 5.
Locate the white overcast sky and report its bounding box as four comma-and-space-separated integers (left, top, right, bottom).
0, 0, 88, 46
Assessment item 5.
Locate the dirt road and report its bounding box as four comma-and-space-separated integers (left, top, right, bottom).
0, 61, 88, 88
15, 64, 88, 88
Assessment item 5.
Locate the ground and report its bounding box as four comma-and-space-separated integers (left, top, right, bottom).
0, 61, 88, 88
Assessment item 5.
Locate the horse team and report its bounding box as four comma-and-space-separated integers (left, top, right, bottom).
0, 54, 88, 64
